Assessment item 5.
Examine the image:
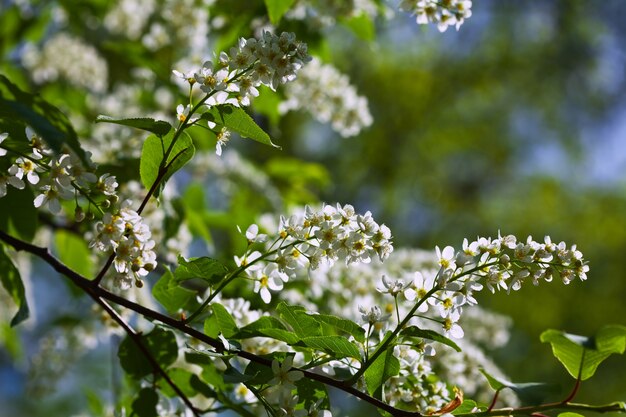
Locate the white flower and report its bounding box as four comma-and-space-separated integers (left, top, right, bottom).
268, 356, 303, 391
176, 104, 199, 124
0, 132, 8, 156
9, 155, 42, 185
0, 173, 25, 198
33, 184, 74, 213
436, 245, 456, 271
253, 263, 288, 304
215, 127, 231, 156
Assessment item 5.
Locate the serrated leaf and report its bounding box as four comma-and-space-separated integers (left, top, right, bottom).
541, 325, 626, 380
277, 302, 321, 338
294, 378, 329, 410
95, 115, 172, 136
479, 368, 558, 405
364, 347, 400, 397
233, 316, 289, 339
0, 75, 88, 165
299, 336, 361, 359
118, 327, 178, 379
401, 326, 462, 352
264, 0, 296, 25
140, 128, 195, 198
132, 388, 159, 417
210, 303, 238, 338
174, 256, 229, 286
308, 314, 366, 343
259, 328, 301, 344
204, 104, 279, 149
0, 244, 29, 327
152, 268, 196, 315
54, 230, 93, 279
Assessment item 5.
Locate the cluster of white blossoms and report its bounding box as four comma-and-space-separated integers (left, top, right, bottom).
236, 203, 393, 303
90, 200, 157, 289
21, 33, 109, 93
174, 31, 311, 97
400, 0, 473, 32
0, 128, 119, 218
173, 31, 311, 155
279, 57, 373, 137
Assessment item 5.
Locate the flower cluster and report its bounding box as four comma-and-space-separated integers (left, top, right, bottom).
399, 0, 473, 32
237, 203, 393, 303
0, 128, 118, 218
174, 31, 311, 98
279, 57, 373, 137
173, 31, 311, 155
90, 200, 157, 289
22, 33, 109, 93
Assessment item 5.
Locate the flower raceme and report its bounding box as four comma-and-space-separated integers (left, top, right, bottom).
173, 31, 311, 156
236, 203, 394, 303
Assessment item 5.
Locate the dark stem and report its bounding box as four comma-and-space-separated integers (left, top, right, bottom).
0, 229, 424, 417
487, 390, 499, 412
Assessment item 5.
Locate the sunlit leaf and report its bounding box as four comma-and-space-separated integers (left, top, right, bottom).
203, 104, 279, 149
95, 115, 172, 137
401, 326, 461, 352
299, 336, 361, 360
541, 325, 626, 380
209, 303, 239, 338
277, 302, 322, 338
364, 347, 400, 397
152, 268, 196, 315
479, 368, 559, 405
54, 230, 94, 279
140, 128, 195, 198
264, 0, 296, 25
174, 255, 229, 286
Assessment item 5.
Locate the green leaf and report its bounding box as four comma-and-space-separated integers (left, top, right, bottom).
340, 12, 375, 41
152, 268, 196, 315
558, 413, 585, 417
118, 327, 178, 379
204, 104, 279, 149
264, 0, 296, 25
299, 336, 361, 360
294, 378, 329, 409
132, 388, 159, 417
260, 328, 302, 344
233, 316, 289, 338
210, 303, 239, 338
0, 244, 29, 327
479, 368, 559, 405
174, 256, 229, 286
95, 115, 172, 137
159, 368, 196, 398
363, 347, 400, 396
140, 128, 195, 198
541, 325, 626, 380
401, 326, 462, 352
277, 302, 322, 338
54, 230, 94, 279
0, 186, 37, 242
453, 399, 482, 415
0, 75, 88, 165
309, 314, 366, 343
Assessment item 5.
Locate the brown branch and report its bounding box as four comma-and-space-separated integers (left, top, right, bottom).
0, 229, 424, 417
0, 229, 201, 417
